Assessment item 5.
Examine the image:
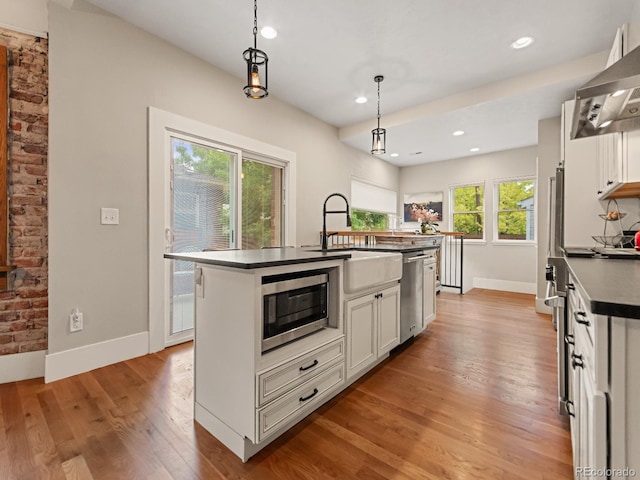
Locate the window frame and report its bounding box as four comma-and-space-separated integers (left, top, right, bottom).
492, 176, 536, 245
449, 181, 486, 243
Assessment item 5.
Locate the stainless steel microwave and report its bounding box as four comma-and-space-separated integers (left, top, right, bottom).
261, 272, 329, 352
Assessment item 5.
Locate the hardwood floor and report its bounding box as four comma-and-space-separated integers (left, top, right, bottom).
0, 289, 572, 479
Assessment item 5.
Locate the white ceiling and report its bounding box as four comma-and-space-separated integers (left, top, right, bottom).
85, 0, 638, 166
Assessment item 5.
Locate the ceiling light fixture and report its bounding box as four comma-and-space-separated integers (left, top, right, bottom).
355, 96, 368, 104
371, 75, 386, 155
511, 36, 535, 49
390, 153, 399, 157
260, 26, 277, 39
470, 147, 480, 152
243, 0, 268, 99
612, 89, 627, 97
453, 130, 465, 136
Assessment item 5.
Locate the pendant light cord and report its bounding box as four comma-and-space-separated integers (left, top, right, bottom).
253, 0, 258, 50
376, 80, 381, 129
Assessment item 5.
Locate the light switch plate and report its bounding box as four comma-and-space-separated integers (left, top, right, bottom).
101, 208, 120, 225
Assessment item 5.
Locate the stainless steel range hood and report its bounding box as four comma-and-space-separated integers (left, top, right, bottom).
571, 45, 640, 139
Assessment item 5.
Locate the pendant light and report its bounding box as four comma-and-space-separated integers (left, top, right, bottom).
371, 75, 386, 154
243, 0, 268, 99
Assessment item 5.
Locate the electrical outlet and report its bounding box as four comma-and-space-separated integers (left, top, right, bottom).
101, 207, 120, 225
70, 310, 83, 332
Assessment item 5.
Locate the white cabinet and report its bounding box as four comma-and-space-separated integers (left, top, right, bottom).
345, 284, 400, 380
567, 272, 640, 480
423, 259, 436, 328
568, 304, 607, 478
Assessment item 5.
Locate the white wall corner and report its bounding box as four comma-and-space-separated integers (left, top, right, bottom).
44, 332, 149, 383
0, 350, 46, 384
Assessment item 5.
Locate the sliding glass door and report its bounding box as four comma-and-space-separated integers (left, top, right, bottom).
166, 137, 237, 345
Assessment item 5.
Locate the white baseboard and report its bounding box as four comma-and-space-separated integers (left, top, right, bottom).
472, 278, 537, 295
45, 332, 149, 383
535, 297, 553, 314
0, 350, 46, 384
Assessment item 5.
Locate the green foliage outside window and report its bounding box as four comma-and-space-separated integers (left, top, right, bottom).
173, 141, 282, 249
351, 209, 389, 231
452, 184, 484, 238
497, 180, 534, 240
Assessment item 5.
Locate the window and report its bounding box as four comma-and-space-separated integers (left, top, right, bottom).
451, 183, 484, 240
494, 178, 535, 242
241, 157, 284, 249
350, 178, 397, 232
351, 209, 389, 231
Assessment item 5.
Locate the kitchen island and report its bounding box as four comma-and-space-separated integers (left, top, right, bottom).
164, 246, 425, 461
562, 256, 640, 479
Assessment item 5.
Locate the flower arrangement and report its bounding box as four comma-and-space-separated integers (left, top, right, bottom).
420, 209, 440, 234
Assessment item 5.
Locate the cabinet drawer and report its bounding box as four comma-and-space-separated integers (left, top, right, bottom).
573, 311, 608, 393
257, 361, 345, 443
257, 338, 344, 407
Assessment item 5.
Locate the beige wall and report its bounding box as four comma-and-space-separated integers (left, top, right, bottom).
399, 146, 538, 293
48, 0, 398, 354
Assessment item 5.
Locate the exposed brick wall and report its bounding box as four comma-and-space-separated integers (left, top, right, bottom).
0, 28, 48, 355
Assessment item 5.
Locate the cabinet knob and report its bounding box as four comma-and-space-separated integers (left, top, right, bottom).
564, 334, 575, 346
571, 352, 584, 369
574, 311, 590, 326
597, 190, 603, 195
607, 180, 614, 186
566, 283, 575, 290
566, 400, 575, 417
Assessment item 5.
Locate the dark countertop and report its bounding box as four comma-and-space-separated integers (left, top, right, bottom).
565, 256, 640, 319
164, 248, 353, 269
163, 243, 436, 269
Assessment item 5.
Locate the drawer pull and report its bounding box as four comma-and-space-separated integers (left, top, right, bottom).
564, 334, 574, 346
574, 311, 590, 326
571, 353, 584, 369
566, 400, 575, 417
299, 359, 319, 372
566, 283, 575, 290
299, 388, 319, 403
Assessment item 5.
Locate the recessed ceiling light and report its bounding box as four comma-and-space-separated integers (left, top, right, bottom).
470, 147, 480, 152
390, 153, 399, 157
511, 36, 535, 49
260, 26, 278, 39
600, 120, 613, 128
453, 130, 465, 136
612, 89, 626, 97
355, 96, 368, 104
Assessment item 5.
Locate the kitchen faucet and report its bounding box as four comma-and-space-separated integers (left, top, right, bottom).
321, 193, 352, 250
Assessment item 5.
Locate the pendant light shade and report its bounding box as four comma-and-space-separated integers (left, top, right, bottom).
371, 75, 386, 154
243, 0, 268, 99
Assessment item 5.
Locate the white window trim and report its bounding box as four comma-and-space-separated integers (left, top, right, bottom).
148, 107, 296, 353
492, 176, 536, 246
449, 181, 486, 243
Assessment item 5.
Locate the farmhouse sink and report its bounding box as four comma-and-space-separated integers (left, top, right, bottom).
343, 251, 403, 293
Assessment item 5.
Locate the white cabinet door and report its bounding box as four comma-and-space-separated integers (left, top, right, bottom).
378, 285, 400, 355
577, 366, 608, 477
423, 261, 436, 328
345, 293, 377, 379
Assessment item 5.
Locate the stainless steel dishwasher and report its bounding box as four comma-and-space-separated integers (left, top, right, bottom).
399, 250, 426, 343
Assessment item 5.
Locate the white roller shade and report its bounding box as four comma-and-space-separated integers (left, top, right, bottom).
351, 179, 397, 214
